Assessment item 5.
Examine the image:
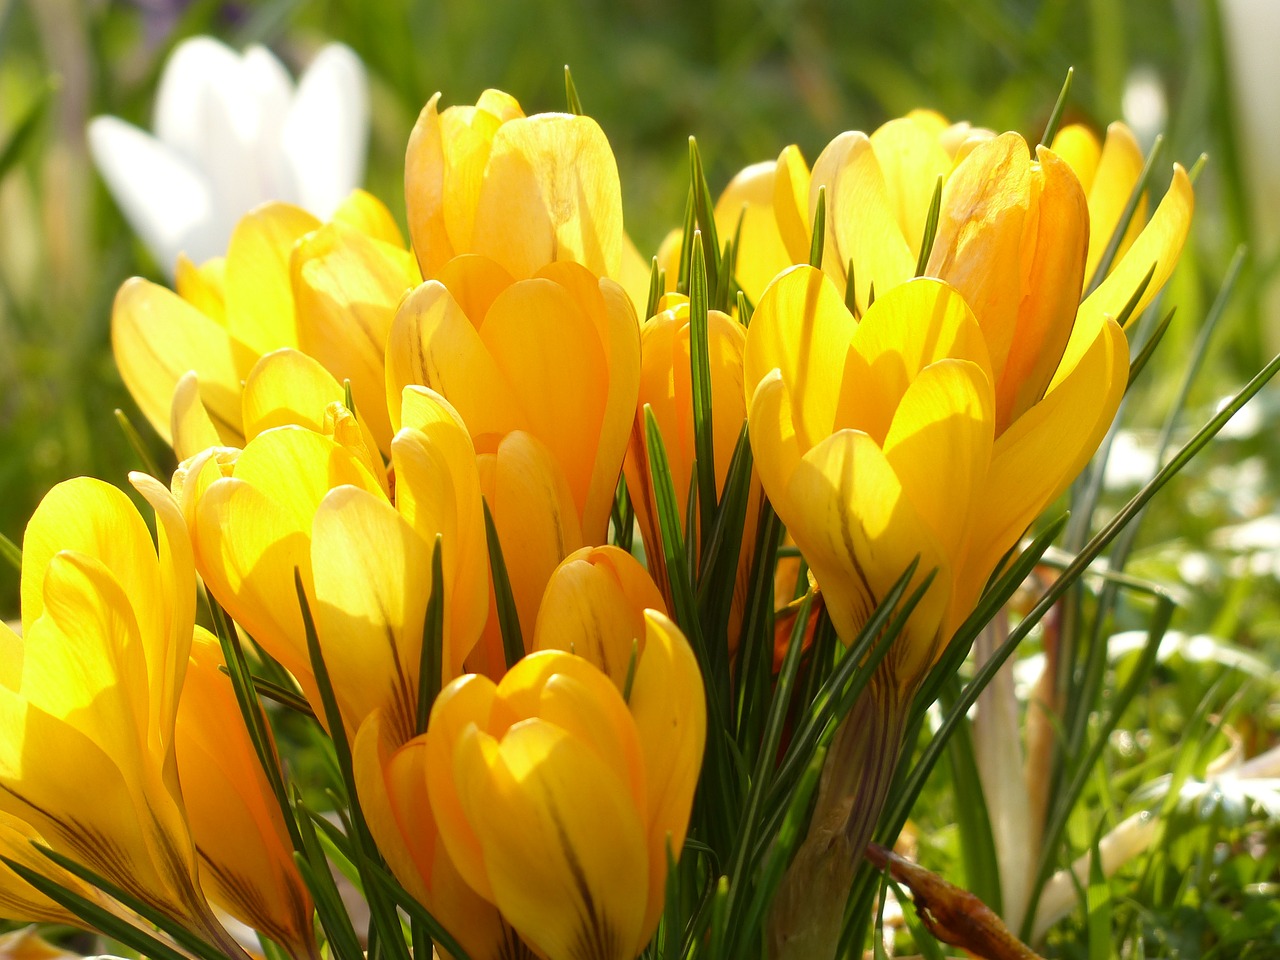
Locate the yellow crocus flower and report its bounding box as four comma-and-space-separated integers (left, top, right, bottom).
0, 476, 245, 957
405, 90, 624, 282
113, 189, 418, 456
745, 267, 1128, 681
387, 257, 640, 547
424, 611, 704, 960
181, 387, 488, 739
175, 630, 316, 958
622, 294, 761, 647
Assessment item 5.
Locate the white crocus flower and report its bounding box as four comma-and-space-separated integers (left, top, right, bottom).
88, 36, 368, 275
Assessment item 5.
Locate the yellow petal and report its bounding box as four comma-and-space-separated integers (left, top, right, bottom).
786, 430, 951, 681
620, 232, 654, 320
471, 114, 624, 279
957, 317, 1127, 628
869, 116, 953, 254
455, 720, 649, 960
744, 370, 804, 525
405, 94, 454, 277
743, 265, 856, 450
773, 144, 812, 265
224, 202, 320, 372
845, 277, 992, 445
170, 371, 223, 462
714, 159, 792, 303
469, 432, 585, 679
1049, 123, 1101, 193
242, 347, 344, 438
626, 610, 705, 936
332, 188, 408, 249
1084, 122, 1146, 287
293, 221, 419, 454
111, 278, 241, 446
312, 486, 430, 739
882, 359, 994, 562
1055, 164, 1192, 389
425, 674, 504, 901
392, 414, 489, 678
175, 254, 227, 326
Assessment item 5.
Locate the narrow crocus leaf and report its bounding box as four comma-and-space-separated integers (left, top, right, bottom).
688, 230, 718, 552
563, 64, 584, 115
0, 532, 19, 572
689, 138, 721, 285
482, 499, 524, 670
364, 859, 474, 960
416, 533, 445, 735
0, 76, 53, 178
808, 185, 826, 269
1127, 307, 1177, 390
1086, 135, 1163, 296
646, 256, 663, 322
290, 788, 363, 960
113, 408, 161, 479
1, 857, 189, 960
913, 176, 943, 277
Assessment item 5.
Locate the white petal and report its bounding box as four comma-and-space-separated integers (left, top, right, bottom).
282, 43, 369, 219
87, 116, 218, 272
153, 36, 242, 163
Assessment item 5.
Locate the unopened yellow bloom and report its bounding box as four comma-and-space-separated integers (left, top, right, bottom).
745, 269, 1128, 684
532, 544, 668, 687
622, 294, 761, 645
113, 190, 418, 457
181, 387, 488, 738
176, 630, 316, 958
425, 612, 704, 960
405, 90, 624, 281
0, 477, 244, 955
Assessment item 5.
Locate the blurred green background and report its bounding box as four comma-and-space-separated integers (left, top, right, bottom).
0, 0, 1274, 626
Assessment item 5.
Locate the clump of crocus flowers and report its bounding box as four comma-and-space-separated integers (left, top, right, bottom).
0, 61, 1199, 960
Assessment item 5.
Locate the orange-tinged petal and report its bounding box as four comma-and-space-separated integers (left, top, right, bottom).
992, 146, 1089, 431
744, 265, 856, 450
426, 674, 504, 901
434, 253, 516, 326
405, 94, 455, 277
454, 720, 649, 960
224, 202, 320, 372
177, 629, 315, 957
744, 370, 804, 521
112, 277, 242, 446
293, 221, 418, 453
469, 432, 585, 678
532, 545, 667, 688
627, 610, 705, 936
479, 276, 611, 531
471, 113, 623, 280
620, 231, 653, 319
170, 371, 223, 462
385, 279, 525, 438
882, 359, 993, 561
